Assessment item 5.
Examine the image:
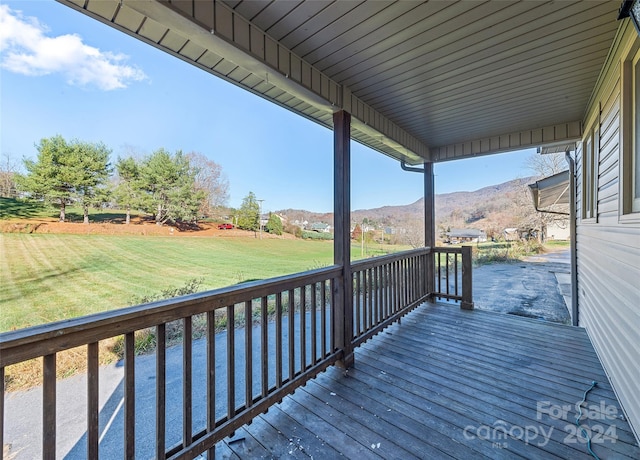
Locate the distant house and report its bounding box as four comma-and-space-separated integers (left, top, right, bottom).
309, 222, 331, 233
446, 228, 487, 244
545, 222, 570, 241
503, 228, 520, 241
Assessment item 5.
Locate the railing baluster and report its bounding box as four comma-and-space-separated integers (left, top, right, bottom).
244, 300, 253, 410
437, 252, 442, 299
394, 260, 399, 313
454, 252, 459, 297
275, 292, 283, 387
311, 283, 317, 365
446, 254, 450, 297
124, 332, 135, 459
288, 289, 295, 380
355, 271, 361, 336
183, 317, 192, 446
321, 281, 327, 357
87, 342, 99, 459
300, 286, 306, 372
156, 324, 166, 459
407, 258, 412, 303
43, 354, 56, 460
261, 296, 268, 398
330, 278, 336, 352
373, 267, 382, 324
206, 311, 215, 460
363, 269, 369, 330
226, 305, 235, 418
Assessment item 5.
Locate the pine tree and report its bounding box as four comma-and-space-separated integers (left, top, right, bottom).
17, 135, 111, 222
237, 191, 260, 231
265, 212, 283, 235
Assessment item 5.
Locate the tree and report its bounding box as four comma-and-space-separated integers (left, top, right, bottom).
265, 212, 283, 235
16, 135, 111, 222
0, 153, 19, 197
352, 223, 363, 241
517, 152, 570, 243
186, 152, 229, 217
72, 140, 112, 224
113, 156, 142, 224
526, 152, 568, 178
237, 191, 260, 232
139, 149, 203, 225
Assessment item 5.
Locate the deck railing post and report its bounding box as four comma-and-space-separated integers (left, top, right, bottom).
333, 110, 354, 368
461, 246, 474, 310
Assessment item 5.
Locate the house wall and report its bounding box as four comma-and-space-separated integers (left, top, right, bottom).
545, 222, 570, 240
576, 22, 640, 442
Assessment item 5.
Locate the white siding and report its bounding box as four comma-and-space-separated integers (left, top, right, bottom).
576, 24, 640, 442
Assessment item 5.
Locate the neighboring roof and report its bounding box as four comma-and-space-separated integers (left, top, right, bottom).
60, 1, 621, 163
528, 170, 571, 211
447, 229, 486, 238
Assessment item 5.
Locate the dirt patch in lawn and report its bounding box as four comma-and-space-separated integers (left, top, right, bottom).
0, 216, 295, 239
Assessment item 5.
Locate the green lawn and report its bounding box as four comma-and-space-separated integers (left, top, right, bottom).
0, 233, 408, 331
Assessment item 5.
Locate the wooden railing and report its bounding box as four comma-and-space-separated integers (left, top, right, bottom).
0, 247, 472, 459
351, 248, 430, 347
432, 246, 474, 310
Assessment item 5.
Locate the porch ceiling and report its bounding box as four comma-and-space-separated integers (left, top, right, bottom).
59, 0, 621, 164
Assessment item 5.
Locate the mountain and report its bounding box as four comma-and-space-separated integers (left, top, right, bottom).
276, 176, 538, 239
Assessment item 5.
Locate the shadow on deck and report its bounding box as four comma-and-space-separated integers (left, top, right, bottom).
215, 303, 640, 459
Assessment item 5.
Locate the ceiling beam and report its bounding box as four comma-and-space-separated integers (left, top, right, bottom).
430, 121, 582, 162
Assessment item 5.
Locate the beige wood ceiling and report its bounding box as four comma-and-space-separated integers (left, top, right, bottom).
59, 0, 622, 164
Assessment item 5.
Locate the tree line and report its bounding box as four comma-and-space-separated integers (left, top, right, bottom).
9, 134, 286, 235
13, 135, 229, 225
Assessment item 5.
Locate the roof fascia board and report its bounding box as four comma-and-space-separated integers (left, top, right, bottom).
121, 0, 429, 162
430, 121, 582, 163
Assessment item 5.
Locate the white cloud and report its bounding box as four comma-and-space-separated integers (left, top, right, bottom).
0, 5, 147, 90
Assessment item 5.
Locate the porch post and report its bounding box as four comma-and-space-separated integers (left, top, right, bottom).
424, 162, 435, 299
333, 110, 354, 368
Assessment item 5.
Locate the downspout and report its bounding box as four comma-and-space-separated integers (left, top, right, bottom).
400, 160, 435, 299
565, 152, 579, 326
400, 160, 424, 173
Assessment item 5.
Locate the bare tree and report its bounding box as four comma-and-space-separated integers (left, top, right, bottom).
186, 152, 229, 217
517, 152, 570, 242
397, 218, 424, 248
0, 153, 19, 197
526, 151, 567, 178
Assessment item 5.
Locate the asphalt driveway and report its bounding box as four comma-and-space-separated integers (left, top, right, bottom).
472, 247, 571, 324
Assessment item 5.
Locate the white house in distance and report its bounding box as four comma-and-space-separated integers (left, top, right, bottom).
446, 228, 488, 244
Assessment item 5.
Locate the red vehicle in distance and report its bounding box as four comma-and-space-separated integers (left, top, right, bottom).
217, 223, 234, 230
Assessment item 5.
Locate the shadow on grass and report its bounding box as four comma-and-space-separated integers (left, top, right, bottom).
0, 197, 52, 219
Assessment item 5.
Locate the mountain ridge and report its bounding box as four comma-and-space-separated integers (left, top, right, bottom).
276, 176, 537, 237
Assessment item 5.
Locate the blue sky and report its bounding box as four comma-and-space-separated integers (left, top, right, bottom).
1, 1, 536, 213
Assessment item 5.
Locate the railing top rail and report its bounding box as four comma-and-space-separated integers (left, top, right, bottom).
0, 265, 342, 367
432, 246, 467, 253
351, 247, 431, 271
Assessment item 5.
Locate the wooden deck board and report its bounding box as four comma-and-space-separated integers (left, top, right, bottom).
218, 303, 640, 459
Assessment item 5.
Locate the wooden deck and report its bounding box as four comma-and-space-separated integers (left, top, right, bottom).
212, 303, 640, 460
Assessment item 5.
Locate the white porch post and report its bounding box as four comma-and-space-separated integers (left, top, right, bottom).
333, 110, 354, 368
